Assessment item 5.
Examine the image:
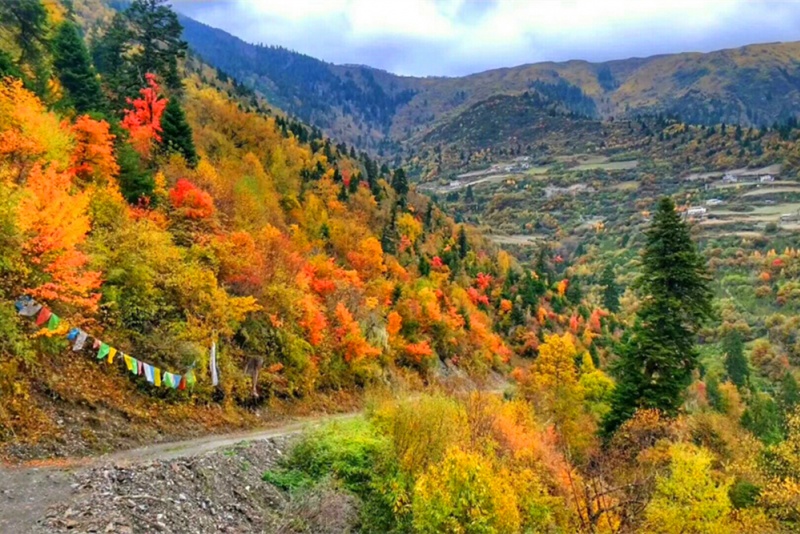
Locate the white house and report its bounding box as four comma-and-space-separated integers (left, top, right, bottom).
722, 173, 738, 183
706, 199, 724, 206
685, 207, 708, 218
760, 175, 775, 183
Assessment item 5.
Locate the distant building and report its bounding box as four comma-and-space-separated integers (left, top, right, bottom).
686, 207, 708, 218
760, 175, 775, 183
781, 213, 799, 222
722, 173, 738, 183
706, 199, 724, 206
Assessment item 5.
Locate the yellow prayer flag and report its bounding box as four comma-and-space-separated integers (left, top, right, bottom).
123, 354, 133, 372
108, 347, 117, 364
154, 368, 161, 387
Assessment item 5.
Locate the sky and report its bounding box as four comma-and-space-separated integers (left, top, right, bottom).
173, 0, 800, 77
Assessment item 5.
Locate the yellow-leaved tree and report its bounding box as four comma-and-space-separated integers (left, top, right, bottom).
643, 443, 732, 533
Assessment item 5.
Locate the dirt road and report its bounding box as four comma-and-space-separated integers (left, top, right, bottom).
0, 412, 359, 533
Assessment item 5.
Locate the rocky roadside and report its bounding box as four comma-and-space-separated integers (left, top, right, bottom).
32, 436, 358, 534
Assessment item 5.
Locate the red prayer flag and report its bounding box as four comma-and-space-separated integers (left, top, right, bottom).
35, 307, 52, 327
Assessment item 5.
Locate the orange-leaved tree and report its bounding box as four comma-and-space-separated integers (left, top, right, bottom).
70, 115, 119, 185
334, 301, 380, 362
121, 73, 166, 159
16, 164, 101, 313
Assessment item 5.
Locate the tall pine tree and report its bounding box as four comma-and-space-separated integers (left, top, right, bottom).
52, 21, 105, 114
458, 225, 469, 259
0, 0, 51, 97
603, 197, 712, 436
601, 263, 621, 312
125, 0, 187, 93
392, 169, 408, 207
160, 97, 197, 167
722, 330, 749, 388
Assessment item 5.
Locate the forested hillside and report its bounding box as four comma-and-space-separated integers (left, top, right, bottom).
0, 0, 533, 456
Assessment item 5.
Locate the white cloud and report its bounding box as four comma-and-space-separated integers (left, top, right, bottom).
175, 0, 800, 76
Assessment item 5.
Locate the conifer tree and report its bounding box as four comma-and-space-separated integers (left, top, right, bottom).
601, 263, 621, 312
52, 21, 105, 114
0, 0, 51, 97
381, 210, 399, 255
603, 197, 712, 436
391, 168, 408, 197
458, 225, 469, 259
92, 12, 133, 109
722, 330, 749, 388
125, 0, 187, 93
117, 143, 156, 204
160, 97, 198, 167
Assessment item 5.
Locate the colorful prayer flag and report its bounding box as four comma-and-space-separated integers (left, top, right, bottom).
67, 328, 80, 341
123, 354, 133, 372
97, 343, 110, 360
47, 314, 60, 331
35, 307, 52, 327
154, 367, 161, 387
73, 330, 88, 351
16, 297, 42, 318
107, 347, 117, 364
210, 342, 219, 386
144, 364, 154, 384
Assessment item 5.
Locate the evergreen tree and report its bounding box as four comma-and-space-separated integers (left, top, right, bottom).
722, 331, 749, 388
391, 168, 408, 197
0, 49, 21, 79
92, 12, 135, 109
0, 0, 51, 97
465, 185, 474, 202
381, 210, 399, 255
418, 256, 431, 276
458, 225, 469, 259
160, 97, 198, 166
778, 372, 799, 416
424, 202, 434, 229
52, 21, 105, 114
602, 197, 713, 436
600, 263, 621, 312
125, 0, 187, 93
93, 0, 186, 107
117, 143, 155, 204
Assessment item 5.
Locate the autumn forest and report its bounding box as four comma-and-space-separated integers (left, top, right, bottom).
0, 1, 799, 533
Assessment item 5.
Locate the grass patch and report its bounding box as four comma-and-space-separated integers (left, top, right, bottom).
262, 468, 315, 492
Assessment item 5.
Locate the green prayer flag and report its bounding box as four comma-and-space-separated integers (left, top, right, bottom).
97, 343, 110, 360
47, 313, 60, 331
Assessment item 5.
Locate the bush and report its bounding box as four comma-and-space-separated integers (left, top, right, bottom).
283, 418, 391, 492
412, 448, 521, 534
370, 394, 469, 475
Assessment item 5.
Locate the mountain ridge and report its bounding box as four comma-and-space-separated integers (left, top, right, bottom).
175, 9, 800, 155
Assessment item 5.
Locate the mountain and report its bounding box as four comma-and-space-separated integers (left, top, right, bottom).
178, 14, 417, 154
176, 12, 800, 153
